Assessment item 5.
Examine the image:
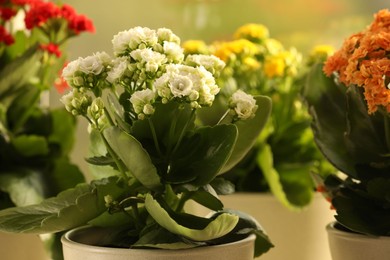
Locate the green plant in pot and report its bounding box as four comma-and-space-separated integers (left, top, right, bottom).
183, 23, 334, 210
0, 1, 93, 258
302, 8, 390, 259
0, 26, 273, 259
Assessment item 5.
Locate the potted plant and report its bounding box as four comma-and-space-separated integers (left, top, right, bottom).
0, 1, 94, 259
183, 24, 335, 259
303, 8, 390, 260
0, 25, 273, 259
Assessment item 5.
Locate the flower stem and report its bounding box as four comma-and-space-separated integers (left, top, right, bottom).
171, 109, 195, 155
148, 118, 163, 157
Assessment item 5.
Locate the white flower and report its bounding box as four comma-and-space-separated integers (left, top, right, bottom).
79, 55, 105, 75
95, 51, 112, 66
163, 41, 184, 63
62, 58, 81, 82
112, 29, 133, 56
229, 90, 258, 120
112, 27, 158, 56
130, 48, 167, 73
169, 74, 193, 97
107, 57, 128, 83
157, 28, 180, 44
185, 54, 225, 76
130, 89, 156, 116
60, 89, 92, 116
154, 64, 219, 107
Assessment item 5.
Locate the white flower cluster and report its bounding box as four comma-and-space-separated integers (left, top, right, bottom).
61, 89, 92, 116
61, 26, 227, 123
229, 90, 258, 120
62, 52, 111, 90
154, 64, 220, 109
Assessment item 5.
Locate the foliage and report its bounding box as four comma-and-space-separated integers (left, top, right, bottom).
302, 9, 390, 236
0, 26, 273, 257
0, 0, 94, 258
183, 24, 334, 210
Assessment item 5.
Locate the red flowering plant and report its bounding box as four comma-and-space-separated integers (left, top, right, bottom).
0, 1, 93, 257
303, 9, 390, 236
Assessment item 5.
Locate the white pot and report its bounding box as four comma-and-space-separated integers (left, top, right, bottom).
190, 193, 334, 260
327, 222, 390, 260
61, 225, 256, 260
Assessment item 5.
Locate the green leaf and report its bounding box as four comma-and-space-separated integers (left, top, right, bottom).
302, 63, 356, 176
168, 124, 238, 186
11, 135, 49, 157
188, 189, 223, 212
0, 169, 45, 207
210, 209, 273, 258
0, 45, 41, 104
144, 194, 239, 241
0, 176, 127, 234
276, 163, 314, 207
103, 126, 161, 190
50, 158, 85, 192
131, 102, 196, 154
134, 225, 196, 249
257, 144, 301, 210
48, 108, 77, 155
220, 95, 272, 173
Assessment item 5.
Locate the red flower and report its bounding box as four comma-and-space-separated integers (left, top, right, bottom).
11, 0, 42, 6
0, 25, 14, 45
68, 14, 95, 34
0, 7, 17, 21
24, 1, 61, 29
40, 43, 61, 57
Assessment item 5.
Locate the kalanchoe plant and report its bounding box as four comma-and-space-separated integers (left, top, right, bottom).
303, 9, 390, 236
0, 1, 94, 258
183, 24, 334, 210
0, 26, 273, 257
0, 0, 94, 211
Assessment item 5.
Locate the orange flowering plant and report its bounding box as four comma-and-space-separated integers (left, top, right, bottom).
183, 24, 333, 210
303, 9, 390, 236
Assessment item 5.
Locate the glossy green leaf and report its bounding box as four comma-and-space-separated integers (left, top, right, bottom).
11, 135, 49, 157
220, 95, 272, 173
257, 144, 300, 210
144, 194, 239, 241
302, 63, 356, 176
168, 124, 238, 186
0, 169, 45, 207
103, 126, 161, 190
0, 45, 41, 104
134, 225, 196, 249
0, 176, 127, 234
48, 108, 77, 155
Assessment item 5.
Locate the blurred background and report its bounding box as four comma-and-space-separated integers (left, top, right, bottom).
53, 0, 389, 176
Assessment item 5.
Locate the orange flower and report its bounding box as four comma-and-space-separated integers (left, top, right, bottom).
323, 9, 390, 114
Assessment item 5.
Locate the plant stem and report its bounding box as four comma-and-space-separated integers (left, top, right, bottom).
148, 118, 163, 157
171, 109, 195, 155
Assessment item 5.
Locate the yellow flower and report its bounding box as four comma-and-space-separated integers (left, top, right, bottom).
263, 55, 285, 78
243, 57, 260, 70
233, 23, 269, 41
182, 40, 209, 54
211, 39, 258, 62
308, 45, 335, 65
264, 38, 284, 55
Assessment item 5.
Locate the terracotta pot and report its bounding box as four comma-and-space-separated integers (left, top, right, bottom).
190, 193, 334, 260
326, 222, 390, 260
61, 225, 256, 260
